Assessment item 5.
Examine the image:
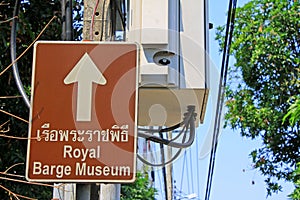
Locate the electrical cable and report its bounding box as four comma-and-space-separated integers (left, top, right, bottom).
137, 142, 182, 167
159, 121, 184, 133
138, 109, 196, 149
121, 0, 126, 40
137, 107, 193, 135
100, 0, 107, 41
137, 106, 196, 167
138, 124, 188, 147
138, 123, 194, 149
137, 125, 187, 167
114, 0, 126, 31
204, 0, 238, 199
109, 0, 116, 40
166, 124, 190, 144
137, 108, 195, 167
138, 119, 185, 134
138, 106, 196, 148
10, 0, 30, 108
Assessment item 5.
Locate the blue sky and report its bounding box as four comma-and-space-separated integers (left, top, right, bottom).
170, 0, 295, 200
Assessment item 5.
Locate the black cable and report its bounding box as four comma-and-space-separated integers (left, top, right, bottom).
137, 126, 187, 167
114, 0, 126, 31
121, 0, 126, 39
137, 123, 190, 167
137, 107, 196, 166
137, 147, 182, 167
138, 106, 192, 135
100, 0, 107, 41
159, 121, 183, 133
138, 124, 190, 148
138, 106, 195, 148
10, 0, 31, 108
137, 106, 196, 148
223, 1, 237, 88
109, 0, 116, 40
204, 0, 238, 199
138, 120, 183, 133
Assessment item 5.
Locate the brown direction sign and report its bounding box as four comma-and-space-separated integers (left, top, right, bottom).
26, 41, 138, 182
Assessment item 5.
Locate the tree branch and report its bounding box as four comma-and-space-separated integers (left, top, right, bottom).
0, 15, 57, 77
0, 109, 28, 123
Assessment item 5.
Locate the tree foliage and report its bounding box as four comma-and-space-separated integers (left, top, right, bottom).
0, 1, 155, 199
121, 172, 156, 200
284, 96, 300, 128
216, 0, 300, 196
289, 163, 300, 200
284, 96, 300, 200
0, 0, 61, 198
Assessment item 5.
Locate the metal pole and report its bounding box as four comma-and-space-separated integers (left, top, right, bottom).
76, 184, 92, 200
61, 0, 72, 40
65, 0, 73, 40
61, 0, 66, 40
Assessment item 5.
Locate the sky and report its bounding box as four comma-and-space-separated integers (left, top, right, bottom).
169, 0, 295, 200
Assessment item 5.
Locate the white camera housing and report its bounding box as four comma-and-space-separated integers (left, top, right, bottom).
128, 0, 210, 126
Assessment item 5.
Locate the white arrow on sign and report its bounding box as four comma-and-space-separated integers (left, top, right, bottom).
64, 53, 107, 121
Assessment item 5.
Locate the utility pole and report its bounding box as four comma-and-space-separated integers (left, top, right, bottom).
83, 0, 111, 41
54, 1, 121, 200
160, 132, 173, 200
166, 132, 173, 200
82, 0, 120, 199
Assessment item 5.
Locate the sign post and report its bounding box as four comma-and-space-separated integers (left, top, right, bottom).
26, 41, 138, 183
